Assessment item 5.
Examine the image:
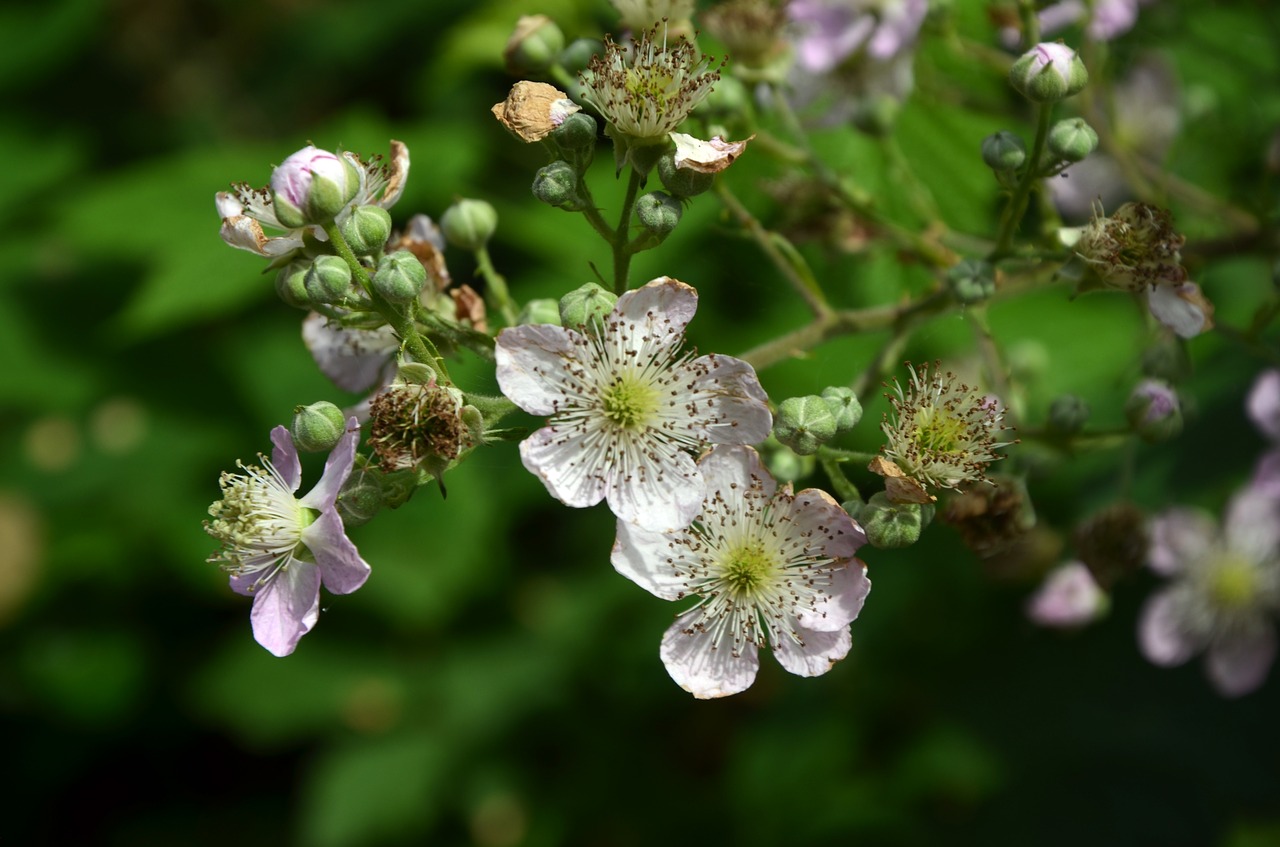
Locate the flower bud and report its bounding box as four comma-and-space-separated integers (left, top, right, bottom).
532, 161, 583, 209
773, 395, 838, 456
291, 401, 347, 453
633, 191, 682, 242
559, 282, 618, 331
762, 436, 815, 483
340, 204, 392, 255
337, 465, 383, 527
275, 260, 312, 309
1047, 394, 1090, 434
270, 146, 360, 228
517, 298, 562, 326
821, 387, 863, 433
981, 131, 1027, 171
1140, 338, 1192, 383
504, 15, 565, 74
304, 255, 354, 304
1009, 42, 1088, 103
441, 198, 498, 251
1125, 379, 1182, 443
372, 251, 427, 304
1047, 118, 1099, 162
851, 94, 901, 137
658, 152, 716, 198
552, 112, 599, 152
558, 37, 604, 75
947, 258, 996, 304
858, 492, 934, 549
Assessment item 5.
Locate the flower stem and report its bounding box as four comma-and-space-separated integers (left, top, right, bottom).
612, 168, 644, 294
474, 244, 518, 327
818, 454, 863, 506
991, 102, 1053, 261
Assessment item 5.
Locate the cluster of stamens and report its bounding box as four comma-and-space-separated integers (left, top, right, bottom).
368, 383, 468, 472
205, 457, 307, 588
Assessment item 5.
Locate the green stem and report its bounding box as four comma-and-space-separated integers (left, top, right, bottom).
991, 102, 1053, 261
818, 454, 863, 506
474, 245, 518, 326
817, 446, 881, 465
612, 168, 644, 294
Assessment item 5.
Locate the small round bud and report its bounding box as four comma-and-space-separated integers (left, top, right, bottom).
773, 395, 838, 456
633, 191, 682, 242
1125, 379, 1182, 443
762, 438, 814, 483
340, 204, 392, 255
504, 15, 565, 74
552, 112, 599, 151
337, 466, 383, 527
270, 146, 360, 228
947, 258, 996, 304
291, 401, 347, 453
372, 251, 427, 304
304, 255, 354, 304
441, 198, 498, 251
559, 282, 618, 330
275, 261, 311, 309
532, 161, 582, 209
517, 298, 562, 326
1009, 42, 1088, 103
820, 387, 863, 433
558, 37, 604, 74
1047, 118, 1099, 162
851, 94, 901, 137
658, 152, 716, 198
1047, 394, 1091, 434
981, 131, 1027, 171
858, 492, 934, 549
1141, 338, 1192, 383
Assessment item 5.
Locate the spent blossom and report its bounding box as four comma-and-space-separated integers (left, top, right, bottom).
1139, 489, 1280, 697
205, 419, 371, 656
613, 445, 871, 698
494, 277, 771, 532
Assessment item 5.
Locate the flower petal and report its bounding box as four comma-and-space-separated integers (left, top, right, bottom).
518, 424, 607, 509
698, 443, 776, 502
670, 133, 753, 174
1247, 369, 1280, 441
215, 191, 244, 218
660, 612, 759, 698
218, 214, 274, 257
1252, 449, 1280, 499
1026, 561, 1107, 628
1147, 508, 1216, 576
249, 561, 322, 657
795, 559, 871, 632
302, 313, 399, 394
1137, 587, 1201, 667
1224, 486, 1280, 565
1148, 282, 1212, 339
773, 624, 852, 677
494, 324, 583, 416
612, 521, 696, 601
299, 417, 359, 511
270, 425, 302, 492
612, 277, 698, 350
685, 354, 773, 445
604, 443, 704, 532
305, 508, 371, 595
785, 488, 867, 560
1205, 625, 1277, 698
379, 140, 410, 209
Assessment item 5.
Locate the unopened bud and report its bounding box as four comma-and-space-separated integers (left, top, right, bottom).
947, 258, 996, 304
1009, 42, 1088, 103
304, 255, 354, 304
981, 131, 1027, 171
821, 387, 862, 433
372, 251, 427, 304
340, 204, 392, 255
504, 15, 565, 74
1125, 379, 1182, 443
1047, 394, 1090, 434
517, 298, 562, 326
552, 112, 599, 151
291, 401, 347, 453
1047, 118, 1098, 162
633, 191, 682, 242
773, 395, 837, 456
275, 260, 311, 309
559, 282, 618, 331
270, 146, 360, 228
337, 465, 384, 527
441, 198, 498, 251
658, 152, 715, 198
532, 161, 583, 209
858, 492, 934, 549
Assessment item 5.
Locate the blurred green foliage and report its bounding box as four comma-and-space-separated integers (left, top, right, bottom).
2, 0, 1279, 845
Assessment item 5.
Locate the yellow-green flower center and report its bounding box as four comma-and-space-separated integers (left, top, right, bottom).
1207, 555, 1258, 612
601, 375, 659, 429
914, 407, 967, 454
721, 542, 776, 598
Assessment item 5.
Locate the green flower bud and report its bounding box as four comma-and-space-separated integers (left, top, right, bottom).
270, 146, 360, 228
1007, 340, 1050, 384
1009, 42, 1088, 103
337, 465, 383, 527
291, 401, 347, 453
697, 75, 751, 121
658, 152, 716, 198
558, 37, 604, 75
1125, 379, 1182, 443
559, 282, 618, 331
339, 204, 392, 255
372, 251, 427, 304
552, 111, 598, 152
773, 395, 838, 456
440, 198, 498, 251
504, 14, 565, 74
275, 260, 311, 309
981, 131, 1027, 171
821, 387, 863, 433
947, 258, 996, 304
1047, 118, 1099, 162
851, 94, 901, 137
304, 255, 354, 304
762, 436, 815, 483
633, 191, 682, 243
532, 161, 583, 209
858, 492, 934, 549
1047, 394, 1091, 434
517, 298, 562, 326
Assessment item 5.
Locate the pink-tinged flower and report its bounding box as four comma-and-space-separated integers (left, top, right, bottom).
1027, 561, 1108, 628
1139, 489, 1280, 697
1248, 369, 1280, 497
613, 445, 870, 698
787, 0, 927, 74
217, 141, 409, 258
205, 419, 371, 656
495, 277, 772, 532
302, 312, 400, 395
1147, 281, 1213, 339
1038, 0, 1150, 42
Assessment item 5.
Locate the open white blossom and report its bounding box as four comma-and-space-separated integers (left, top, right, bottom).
495, 277, 771, 532
613, 445, 870, 698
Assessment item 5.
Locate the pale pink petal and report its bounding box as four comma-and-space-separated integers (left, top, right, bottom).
305, 509, 371, 595
1252, 449, 1280, 498
1147, 508, 1216, 576
1223, 487, 1280, 564
773, 625, 852, 677
1148, 283, 1209, 338
1206, 625, 1277, 697
685, 354, 773, 445
518, 425, 607, 509
299, 418, 359, 511
270, 425, 302, 492
660, 613, 759, 698
782, 489, 867, 561
612, 521, 697, 601
494, 324, 583, 416
605, 445, 704, 532
1087, 0, 1140, 40
796, 559, 871, 632
1026, 561, 1107, 628
1247, 370, 1280, 441
249, 562, 322, 657
301, 313, 399, 395
1138, 588, 1201, 667
613, 277, 699, 347
698, 444, 777, 502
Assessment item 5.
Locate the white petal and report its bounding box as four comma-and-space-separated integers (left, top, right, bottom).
518, 425, 607, 510
494, 324, 584, 416
612, 277, 698, 352
215, 191, 244, 218
660, 612, 759, 698
1206, 625, 1277, 697
1147, 508, 1216, 576
1224, 486, 1280, 564
670, 133, 753, 174
796, 559, 871, 632
301, 313, 399, 394
219, 214, 273, 257
249, 561, 321, 657
773, 624, 852, 677
1148, 283, 1209, 338
1026, 561, 1107, 628
1137, 588, 1201, 667
685, 354, 773, 445
605, 443, 704, 532
1247, 370, 1280, 441
379, 139, 410, 209
611, 521, 696, 600
699, 444, 777, 502
784, 488, 867, 561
